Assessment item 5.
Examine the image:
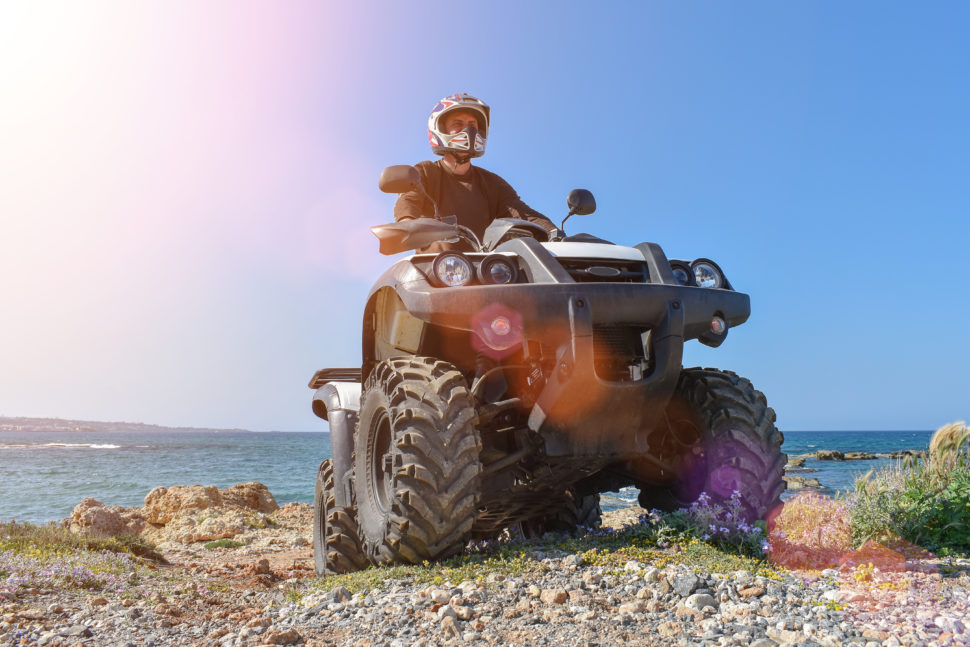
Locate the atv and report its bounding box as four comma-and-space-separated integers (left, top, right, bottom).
309, 165, 786, 574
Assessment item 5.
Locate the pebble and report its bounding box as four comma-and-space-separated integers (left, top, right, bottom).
3, 547, 969, 647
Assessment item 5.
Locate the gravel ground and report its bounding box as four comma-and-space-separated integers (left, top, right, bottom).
2, 509, 969, 647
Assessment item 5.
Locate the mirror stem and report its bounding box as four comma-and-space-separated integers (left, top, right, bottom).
417, 184, 442, 220
560, 211, 575, 233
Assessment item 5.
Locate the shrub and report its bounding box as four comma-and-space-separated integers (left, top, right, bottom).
766, 492, 853, 569
850, 421, 970, 555
636, 490, 770, 557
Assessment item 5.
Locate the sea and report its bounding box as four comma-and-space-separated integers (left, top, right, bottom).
0, 429, 934, 524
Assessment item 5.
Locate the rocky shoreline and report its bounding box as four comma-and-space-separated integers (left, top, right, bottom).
3, 483, 968, 647
781, 450, 927, 493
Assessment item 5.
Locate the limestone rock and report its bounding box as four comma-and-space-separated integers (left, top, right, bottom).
672, 572, 699, 597
69, 498, 146, 537
262, 627, 302, 645
684, 593, 718, 611
540, 588, 568, 604
143, 485, 222, 524
68, 481, 287, 545
220, 482, 279, 513
844, 452, 877, 460
783, 476, 822, 490
815, 450, 844, 461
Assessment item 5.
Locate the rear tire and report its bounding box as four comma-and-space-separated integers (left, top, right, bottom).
355, 357, 482, 565
313, 459, 368, 575
638, 368, 786, 521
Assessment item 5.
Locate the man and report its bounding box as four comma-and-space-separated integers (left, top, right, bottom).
394, 93, 557, 242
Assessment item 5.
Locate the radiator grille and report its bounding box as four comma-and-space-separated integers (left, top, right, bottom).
557, 258, 649, 283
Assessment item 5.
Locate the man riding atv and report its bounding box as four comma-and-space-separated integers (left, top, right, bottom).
394, 93, 558, 243
308, 95, 786, 575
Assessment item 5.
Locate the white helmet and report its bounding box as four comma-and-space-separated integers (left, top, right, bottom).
427, 93, 490, 159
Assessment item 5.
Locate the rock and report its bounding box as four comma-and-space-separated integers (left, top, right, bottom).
816, 450, 845, 461
59, 625, 92, 638
750, 640, 776, 647
437, 605, 457, 621
68, 498, 146, 537
331, 586, 352, 602
657, 621, 681, 637
618, 602, 643, 616
820, 590, 843, 603
247, 558, 271, 575
844, 452, 877, 460
767, 627, 803, 643
672, 572, 699, 597
220, 482, 279, 513
262, 627, 302, 645
738, 585, 766, 598
935, 616, 966, 634
787, 456, 806, 467
887, 449, 926, 460
540, 588, 568, 604
143, 485, 222, 524
440, 615, 461, 639
783, 476, 823, 490
429, 588, 451, 604
684, 593, 718, 611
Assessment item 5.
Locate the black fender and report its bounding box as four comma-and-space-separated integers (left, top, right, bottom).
311, 382, 361, 509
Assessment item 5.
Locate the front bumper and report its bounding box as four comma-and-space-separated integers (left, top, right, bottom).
397, 280, 748, 457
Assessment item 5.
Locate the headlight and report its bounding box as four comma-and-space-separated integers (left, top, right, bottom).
669, 261, 693, 286
478, 255, 518, 285
433, 253, 474, 287
691, 259, 725, 289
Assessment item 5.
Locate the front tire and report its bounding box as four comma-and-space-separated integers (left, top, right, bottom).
313, 459, 368, 575
355, 357, 482, 565
638, 368, 786, 521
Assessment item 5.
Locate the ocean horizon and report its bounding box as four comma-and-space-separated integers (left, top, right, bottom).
1, 428, 933, 524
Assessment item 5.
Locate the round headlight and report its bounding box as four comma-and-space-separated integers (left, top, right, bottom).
692, 260, 724, 289
479, 255, 518, 285
670, 262, 692, 286
433, 253, 474, 287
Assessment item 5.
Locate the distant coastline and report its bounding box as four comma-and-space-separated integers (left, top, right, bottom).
0, 415, 253, 434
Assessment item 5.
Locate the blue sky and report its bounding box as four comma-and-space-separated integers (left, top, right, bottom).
1, 1, 967, 431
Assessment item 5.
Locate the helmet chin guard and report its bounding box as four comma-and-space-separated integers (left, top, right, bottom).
428, 93, 490, 158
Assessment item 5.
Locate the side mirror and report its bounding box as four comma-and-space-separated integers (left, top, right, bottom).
567, 189, 596, 216
378, 165, 421, 194
560, 188, 596, 233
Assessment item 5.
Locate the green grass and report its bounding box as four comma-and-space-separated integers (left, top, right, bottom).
0, 521, 172, 596
850, 421, 970, 555
0, 520, 163, 562
204, 538, 245, 550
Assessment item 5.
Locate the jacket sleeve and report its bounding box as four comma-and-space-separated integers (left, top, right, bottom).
393, 163, 435, 222
490, 174, 557, 234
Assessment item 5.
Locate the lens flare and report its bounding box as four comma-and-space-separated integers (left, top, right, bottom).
471, 303, 523, 359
